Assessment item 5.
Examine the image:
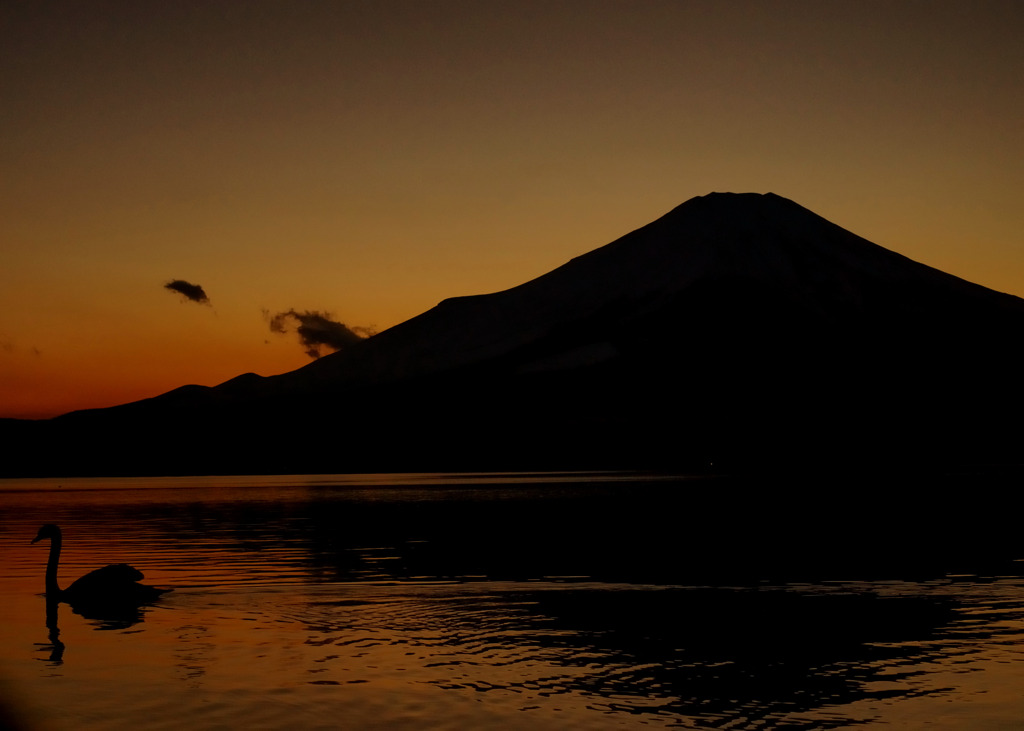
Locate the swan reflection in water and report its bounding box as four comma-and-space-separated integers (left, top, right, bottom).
31, 524, 168, 630
38, 598, 65, 664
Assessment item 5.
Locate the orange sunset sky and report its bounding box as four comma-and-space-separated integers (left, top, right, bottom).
2, 1, 1022, 419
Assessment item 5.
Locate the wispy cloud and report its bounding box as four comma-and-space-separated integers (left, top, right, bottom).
265, 309, 374, 359
164, 279, 211, 305
0, 335, 41, 357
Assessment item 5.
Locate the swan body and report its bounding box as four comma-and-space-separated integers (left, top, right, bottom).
32, 524, 167, 608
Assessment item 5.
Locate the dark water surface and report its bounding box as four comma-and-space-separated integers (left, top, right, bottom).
2, 472, 1024, 730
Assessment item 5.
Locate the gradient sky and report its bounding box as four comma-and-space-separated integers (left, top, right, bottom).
2, 0, 1022, 419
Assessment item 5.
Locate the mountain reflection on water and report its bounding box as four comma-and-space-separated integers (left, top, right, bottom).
3, 472, 1024, 730
147, 471, 1024, 585
516, 588, 956, 723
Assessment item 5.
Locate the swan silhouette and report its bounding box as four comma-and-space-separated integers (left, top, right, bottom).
32, 524, 167, 612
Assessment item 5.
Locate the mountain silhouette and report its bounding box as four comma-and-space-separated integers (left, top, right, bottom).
5, 192, 1024, 476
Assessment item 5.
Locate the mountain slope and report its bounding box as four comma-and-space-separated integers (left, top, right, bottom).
273, 191, 1024, 389
6, 192, 1024, 476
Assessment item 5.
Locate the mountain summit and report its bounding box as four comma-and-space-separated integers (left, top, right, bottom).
7, 193, 1024, 476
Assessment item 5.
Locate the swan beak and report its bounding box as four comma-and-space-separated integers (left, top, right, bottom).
30, 534, 43, 544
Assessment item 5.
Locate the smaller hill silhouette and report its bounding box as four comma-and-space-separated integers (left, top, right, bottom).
4, 193, 1024, 476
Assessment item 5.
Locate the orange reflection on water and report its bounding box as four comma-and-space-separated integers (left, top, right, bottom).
4, 474, 1024, 730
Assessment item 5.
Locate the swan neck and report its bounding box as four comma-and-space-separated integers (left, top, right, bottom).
45, 533, 62, 596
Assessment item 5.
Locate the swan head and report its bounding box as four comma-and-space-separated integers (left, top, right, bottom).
32, 524, 61, 544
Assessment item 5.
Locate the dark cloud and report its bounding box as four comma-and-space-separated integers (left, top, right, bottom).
164, 279, 210, 305
266, 309, 374, 359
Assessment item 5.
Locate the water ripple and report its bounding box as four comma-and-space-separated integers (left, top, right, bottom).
6, 475, 1024, 729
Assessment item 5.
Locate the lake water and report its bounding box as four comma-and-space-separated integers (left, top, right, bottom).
2, 472, 1024, 730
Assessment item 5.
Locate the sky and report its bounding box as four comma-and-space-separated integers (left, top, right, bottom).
2, 0, 1022, 419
